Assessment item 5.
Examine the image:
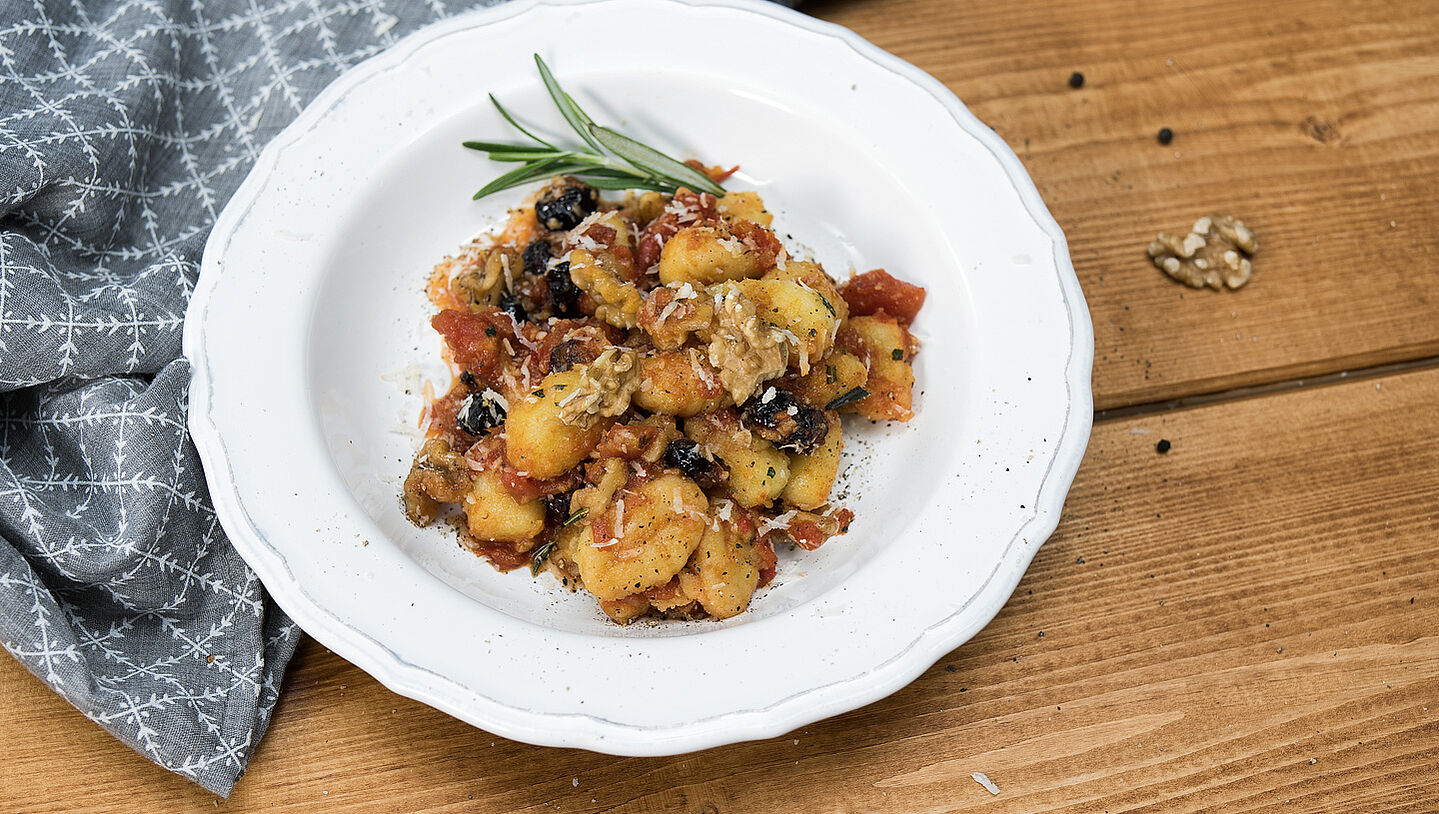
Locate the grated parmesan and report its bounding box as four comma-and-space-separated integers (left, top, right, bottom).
776, 327, 809, 375
614, 499, 625, 534
481, 387, 509, 411
507, 312, 539, 352
758, 510, 798, 534
687, 348, 716, 388
568, 210, 607, 239
499, 252, 515, 293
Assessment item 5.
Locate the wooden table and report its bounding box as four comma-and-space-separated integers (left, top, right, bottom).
4, 0, 1438, 810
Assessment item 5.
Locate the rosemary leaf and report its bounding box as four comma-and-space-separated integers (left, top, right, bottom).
579, 175, 674, 192
488, 93, 555, 149
588, 123, 724, 195
534, 54, 604, 154
530, 539, 557, 576
562, 507, 589, 526
472, 158, 590, 199
825, 386, 870, 411
462, 139, 549, 153
485, 150, 573, 163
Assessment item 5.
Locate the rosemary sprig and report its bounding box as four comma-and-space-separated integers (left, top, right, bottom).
465, 54, 725, 200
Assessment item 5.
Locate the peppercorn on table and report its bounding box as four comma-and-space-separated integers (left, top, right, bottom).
4, 0, 1439, 810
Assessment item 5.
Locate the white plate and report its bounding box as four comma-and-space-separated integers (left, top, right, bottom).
185, 0, 1093, 755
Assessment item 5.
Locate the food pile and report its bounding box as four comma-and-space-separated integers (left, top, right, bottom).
403, 176, 926, 623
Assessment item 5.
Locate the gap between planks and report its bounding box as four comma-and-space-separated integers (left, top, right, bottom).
1094, 352, 1439, 423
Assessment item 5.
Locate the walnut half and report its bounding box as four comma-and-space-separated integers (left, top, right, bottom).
558, 346, 641, 429
1148, 214, 1259, 291
707, 284, 790, 404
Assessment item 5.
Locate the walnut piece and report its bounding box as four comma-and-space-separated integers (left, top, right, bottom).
1148, 214, 1259, 290
402, 439, 474, 526
707, 284, 790, 404
568, 247, 644, 329
433, 240, 509, 310
558, 346, 642, 429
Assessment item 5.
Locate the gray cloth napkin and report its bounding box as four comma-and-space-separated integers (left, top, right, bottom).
0, 0, 509, 795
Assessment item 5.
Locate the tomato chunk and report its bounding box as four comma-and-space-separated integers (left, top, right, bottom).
840, 269, 926, 324
430, 308, 514, 385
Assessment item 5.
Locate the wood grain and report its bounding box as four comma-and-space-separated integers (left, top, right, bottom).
807, 0, 1439, 409
5, 365, 1437, 813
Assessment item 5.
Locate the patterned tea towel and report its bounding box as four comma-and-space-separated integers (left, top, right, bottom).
0, 0, 517, 795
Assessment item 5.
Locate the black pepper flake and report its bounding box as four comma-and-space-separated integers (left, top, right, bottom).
1076, 556, 1086, 564
1156, 439, 1172, 454
944, 665, 956, 673
1068, 71, 1085, 89
1157, 127, 1174, 145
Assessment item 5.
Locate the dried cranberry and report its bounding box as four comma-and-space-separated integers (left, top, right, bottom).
457, 391, 506, 436
522, 239, 552, 277
535, 179, 599, 231
663, 439, 724, 486
548, 339, 589, 373
546, 260, 581, 316
740, 387, 829, 454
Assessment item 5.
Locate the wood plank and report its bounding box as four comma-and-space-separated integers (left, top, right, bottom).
5, 365, 1438, 812
806, 0, 1439, 409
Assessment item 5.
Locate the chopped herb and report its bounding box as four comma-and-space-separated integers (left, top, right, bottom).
825, 386, 869, 410
553, 383, 567, 390
533, 389, 545, 397
484, 325, 497, 337
825, 364, 837, 384
530, 539, 557, 575
818, 294, 836, 317
891, 348, 904, 361
766, 466, 776, 479
562, 507, 589, 526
